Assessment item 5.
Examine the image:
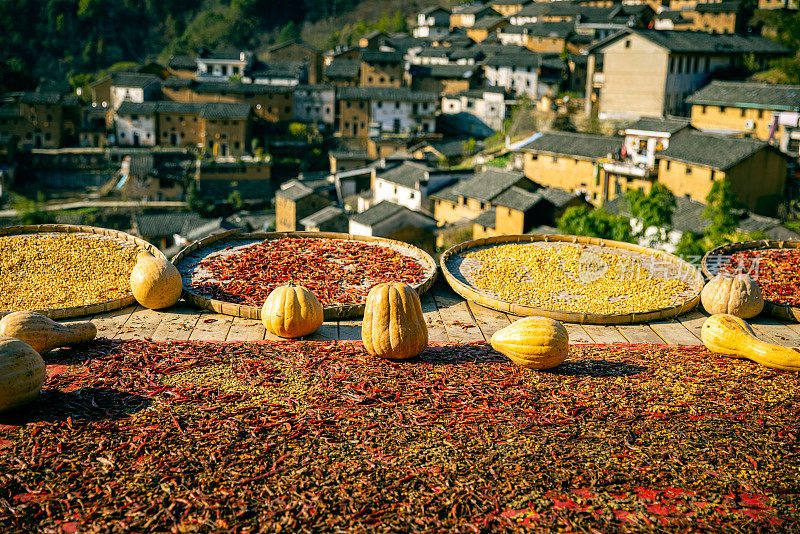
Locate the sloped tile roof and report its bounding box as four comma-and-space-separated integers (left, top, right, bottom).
408, 64, 477, 79
336, 86, 438, 102
451, 167, 526, 202
590, 29, 790, 55
375, 161, 433, 188
111, 72, 162, 88
657, 131, 771, 170
523, 131, 623, 159
276, 181, 316, 201
351, 200, 407, 226
686, 80, 800, 111
472, 208, 497, 229
299, 206, 345, 227
492, 186, 545, 212
624, 117, 692, 135
323, 59, 361, 79
361, 50, 402, 63
168, 55, 197, 70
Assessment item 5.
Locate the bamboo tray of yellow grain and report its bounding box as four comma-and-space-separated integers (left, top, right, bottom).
0, 224, 164, 319
441, 234, 703, 324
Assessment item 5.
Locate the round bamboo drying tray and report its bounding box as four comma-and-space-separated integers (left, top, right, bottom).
0, 224, 164, 319
702, 239, 800, 322
172, 230, 438, 320
441, 234, 703, 324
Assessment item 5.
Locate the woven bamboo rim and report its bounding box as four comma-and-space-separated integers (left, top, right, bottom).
441, 234, 703, 325
172, 229, 438, 320
0, 224, 165, 320
702, 239, 800, 322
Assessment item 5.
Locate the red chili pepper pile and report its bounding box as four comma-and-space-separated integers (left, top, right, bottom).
720, 249, 800, 307
1, 340, 798, 532
188, 238, 426, 307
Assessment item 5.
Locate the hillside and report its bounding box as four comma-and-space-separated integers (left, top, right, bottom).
0, 0, 425, 92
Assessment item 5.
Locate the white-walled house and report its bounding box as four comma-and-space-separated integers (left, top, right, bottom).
349, 200, 437, 241
109, 73, 161, 110
371, 98, 436, 135
441, 88, 507, 131
371, 160, 473, 211
484, 53, 547, 98
414, 7, 451, 39
114, 102, 157, 147
293, 85, 336, 126
196, 50, 253, 80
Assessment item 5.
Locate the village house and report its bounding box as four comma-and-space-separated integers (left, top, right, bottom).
194, 157, 272, 200
757, 0, 798, 7
488, 0, 532, 17
465, 17, 509, 42
168, 56, 198, 79
0, 88, 81, 149
162, 79, 294, 122
243, 61, 307, 86
358, 31, 388, 50
472, 185, 583, 238
450, 3, 497, 29
336, 87, 437, 139
653, 11, 695, 31
89, 72, 162, 110
349, 200, 438, 253
360, 50, 404, 88
484, 51, 561, 99
371, 160, 473, 212
686, 81, 800, 143
195, 49, 253, 80
275, 181, 332, 231
113, 101, 250, 156
655, 131, 788, 216
521, 130, 623, 204
322, 59, 362, 86
299, 205, 348, 232
585, 29, 791, 119
266, 40, 323, 84
293, 85, 336, 126
497, 22, 576, 53
407, 64, 481, 95
329, 150, 370, 173
414, 7, 452, 39
431, 167, 537, 225
411, 138, 481, 166
441, 88, 507, 131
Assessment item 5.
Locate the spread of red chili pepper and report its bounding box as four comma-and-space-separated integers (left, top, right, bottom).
183, 237, 426, 307
720, 249, 800, 307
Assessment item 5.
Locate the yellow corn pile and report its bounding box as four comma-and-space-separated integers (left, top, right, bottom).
0, 234, 139, 311
466, 243, 689, 315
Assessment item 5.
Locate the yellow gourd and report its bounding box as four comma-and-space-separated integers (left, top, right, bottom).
362, 283, 427, 360
261, 283, 324, 338
0, 336, 46, 412
0, 311, 96, 354
490, 317, 569, 369
701, 314, 800, 372
130, 251, 183, 310
701, 273, 764, 318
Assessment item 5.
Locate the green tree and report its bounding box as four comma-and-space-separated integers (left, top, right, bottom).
703, 179, 739, 243
288, 122, 309, 138
227, 190, 244, 211
12, 193, 54, 225
187, 182, 214, 217
278, 21, 301, 44
625, 182, 676, 239
557, 206, 633, 243
377, 14, 391, 33
391, 10, 408, 33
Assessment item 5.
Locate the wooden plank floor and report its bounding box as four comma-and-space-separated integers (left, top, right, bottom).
81, 281, 800, 346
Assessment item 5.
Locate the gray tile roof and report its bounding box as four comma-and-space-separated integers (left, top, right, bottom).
603, 195, 798, 238
115, 101, 250, 119
624, 117, 692, 135
12, 91, 76, 106
200, 103, 251, 119
523, 131, 623, 159
267, 40, 321, 54
351, 200, 406, 226
168, 55, 197, 70
361, 50, 402, 63
472, 208, 497, 229
192, 81, 293, 94
248, 61, 306, 79
299, 205, 345, 227
324, 59, 361, 79
471, 16, 506, 29
336, 86, 438, 102
414, 138, 481, 158
492, 186, 544, 212
657, 131, 771, 170
485, 51, 543, 68
686, 81, 800, 111
408, 64, 477, 79
453, 3, 493, 15
539, 186, 578, 208
694, 1, 741, 12
133, 212, 208, 237
329, 150, 369, 159
116, 101, 158, 115
430, 183, 460, 203
375, 161, 433, 188
501, 21, 574, 39
590, 29, 791, 55
488, 0, 530, 5
276, 181, 316, 201
111, 72, 162, 88
515, 2, 555, 17
198, 48, 249, 61
421, 6, 450, 15
452, 167, 526, 202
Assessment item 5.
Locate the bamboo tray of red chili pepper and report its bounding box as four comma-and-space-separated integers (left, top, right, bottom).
172, 230, 437, 319
702, 239, 800, 321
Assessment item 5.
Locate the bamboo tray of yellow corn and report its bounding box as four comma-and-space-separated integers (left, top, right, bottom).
441, 234, 703, 324
0, 224, 165, 319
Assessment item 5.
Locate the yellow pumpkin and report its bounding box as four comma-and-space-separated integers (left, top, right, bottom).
262, 284, 324, 338
490, 317, 569, 369
0, 336, 46, 412
0, 311, 96, 354
362, 283, 427, 360
130, 251, 183, 310
701, 313, 800, 372
701, 273, 764, 318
